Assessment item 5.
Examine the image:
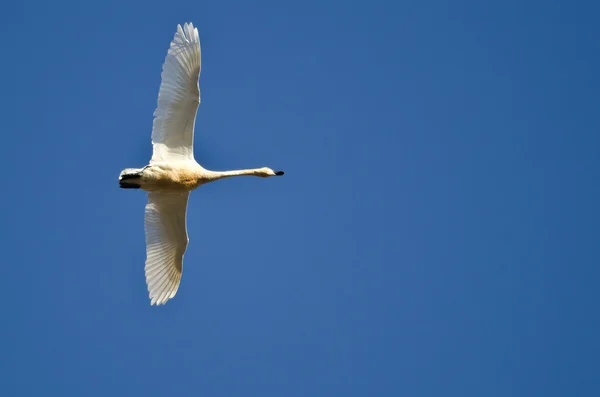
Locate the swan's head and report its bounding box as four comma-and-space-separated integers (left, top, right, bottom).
257, 167, 285, 177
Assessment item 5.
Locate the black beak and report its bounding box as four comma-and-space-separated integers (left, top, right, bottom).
275, 170, 285, 176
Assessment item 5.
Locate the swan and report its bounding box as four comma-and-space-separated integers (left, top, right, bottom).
119, 23, 284, 306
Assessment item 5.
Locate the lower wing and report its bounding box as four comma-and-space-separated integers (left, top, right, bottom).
144, 191, 190, 305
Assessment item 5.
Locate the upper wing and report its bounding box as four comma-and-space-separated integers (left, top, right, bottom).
151, 23, 201, 163
144, 191, 190, 306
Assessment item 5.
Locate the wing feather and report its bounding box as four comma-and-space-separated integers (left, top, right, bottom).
151, 23, 201, 163
144, 191, 190, 305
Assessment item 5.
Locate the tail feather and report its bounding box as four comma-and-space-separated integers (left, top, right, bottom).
119, 168, 143, 189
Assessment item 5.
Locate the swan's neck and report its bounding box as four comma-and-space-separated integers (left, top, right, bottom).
205, 168, 264, 181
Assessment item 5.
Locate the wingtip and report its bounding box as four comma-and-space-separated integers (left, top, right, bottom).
175, 22, 198, 43
149, 292, 177, 306
150, 298, 163, 306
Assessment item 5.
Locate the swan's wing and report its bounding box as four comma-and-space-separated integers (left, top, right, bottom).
151, 23, 201, 163
144, 191, 190, 305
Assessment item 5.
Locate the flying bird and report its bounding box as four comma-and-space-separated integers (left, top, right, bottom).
119, 23, 284, 306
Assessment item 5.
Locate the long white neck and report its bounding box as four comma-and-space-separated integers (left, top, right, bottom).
205, 168, 266, 181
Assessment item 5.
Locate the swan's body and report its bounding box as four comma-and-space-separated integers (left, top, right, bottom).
119, 23, 283, 306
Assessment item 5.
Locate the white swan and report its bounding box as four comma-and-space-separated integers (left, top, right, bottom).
119, 23, 284, 306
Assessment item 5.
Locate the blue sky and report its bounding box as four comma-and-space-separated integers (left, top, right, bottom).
2, 0, 599, 395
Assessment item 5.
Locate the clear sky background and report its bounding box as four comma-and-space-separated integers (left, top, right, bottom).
2, 0, 599, 396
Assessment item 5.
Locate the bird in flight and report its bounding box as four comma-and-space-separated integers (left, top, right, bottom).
119, 23, 284, 306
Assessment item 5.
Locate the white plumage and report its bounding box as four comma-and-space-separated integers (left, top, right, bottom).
119, 23, 284, 306
151, 23, 200, 163
144, 192, 189, 305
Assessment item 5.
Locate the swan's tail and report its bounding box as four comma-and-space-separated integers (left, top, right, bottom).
119, 168, 143, 189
